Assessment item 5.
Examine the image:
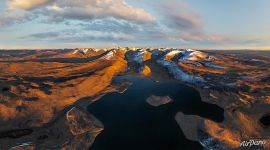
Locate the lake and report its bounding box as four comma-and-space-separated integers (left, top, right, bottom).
88, 76, 224, 150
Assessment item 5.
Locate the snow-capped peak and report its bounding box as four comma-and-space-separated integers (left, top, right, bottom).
185, 49, 196, 52
178, 49, 208, 62
73, 48, 92, 54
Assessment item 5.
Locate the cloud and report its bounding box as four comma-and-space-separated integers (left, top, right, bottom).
180, 32, 229, 42
1, 0, 232, 47
22, 17, 168, 45
0, 0, 155, 27
0, 10, 35, 26
25, 31, 59, 39
0, 0, 50, 26
23, 29, 134, 42
78, 18, 141, 34
8, 0, 54, 10
155, 0, 228, 43
79, 18, 167, 42
159, 0, 201, 30
46, 0, 155, 24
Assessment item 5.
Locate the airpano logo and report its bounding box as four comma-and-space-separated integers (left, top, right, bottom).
240, 139, 266, 147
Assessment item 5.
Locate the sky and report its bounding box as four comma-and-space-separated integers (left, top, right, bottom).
0, 0, 270, 49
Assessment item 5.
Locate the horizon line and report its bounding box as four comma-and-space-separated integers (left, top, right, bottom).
0, 47, 270, 51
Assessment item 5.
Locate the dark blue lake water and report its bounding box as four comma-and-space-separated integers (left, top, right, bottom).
88, 76, 224, 150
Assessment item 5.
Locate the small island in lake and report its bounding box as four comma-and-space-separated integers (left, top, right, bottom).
146, 95, 173, 107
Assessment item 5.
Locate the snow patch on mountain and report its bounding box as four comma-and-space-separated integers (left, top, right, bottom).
157, 59, 205, 84
133, 50, 146, 63
126, 50, 146, 64
201, 62, 225, 69
150, 48, 205, 84
101, 51, 115, 60
166, 50, 182, 57
151, 49, 161, 56
198, 131, 228, 150
178, 49, 208, 62
73, 48, 91, 54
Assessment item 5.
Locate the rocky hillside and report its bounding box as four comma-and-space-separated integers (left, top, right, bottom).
0, 48, 269, 149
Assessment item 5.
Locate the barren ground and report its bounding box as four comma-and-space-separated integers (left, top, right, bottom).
0, 49, 269, 150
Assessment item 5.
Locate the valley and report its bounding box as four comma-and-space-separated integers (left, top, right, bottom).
0, 48, 269, 150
